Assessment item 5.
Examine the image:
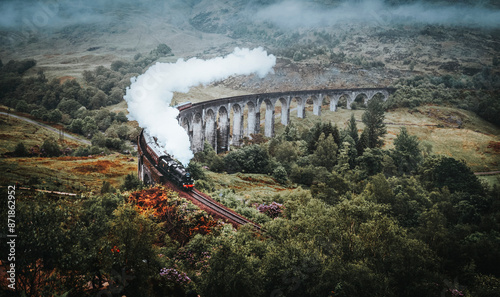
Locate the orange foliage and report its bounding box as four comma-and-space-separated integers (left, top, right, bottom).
129, 187, 218, 245
487, 141, 500, 153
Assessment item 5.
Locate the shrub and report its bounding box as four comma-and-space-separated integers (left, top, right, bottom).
13, 142, 28, 157
100, 180, 116, 194
15, 100, 29, 112
223, 144, 270, 174
72, 146, 90, 157
121, 173, 143, 191
47, 109, 62, 123
3, 59, 36, 74
40, 137, 61, 157
272, 165, 289, 185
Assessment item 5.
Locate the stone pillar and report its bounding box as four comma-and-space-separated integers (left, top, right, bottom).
217, 106, 230, 152
254, 109, 260, 135
205, 109, 216, 151
192, 113, 204, 153
346, 92, 355, 110
138, 157, 143, 181
330, 94, 340, 111
264, 99, 275, 138
246, 102, 257, 136
313, 94, 322, 116
296, 97, 305, 118
281, 96, 290, 126
231, 104, 243, 146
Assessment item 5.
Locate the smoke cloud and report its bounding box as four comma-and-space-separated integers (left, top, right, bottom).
252, 0, 500, 29
124, 47, 276, 165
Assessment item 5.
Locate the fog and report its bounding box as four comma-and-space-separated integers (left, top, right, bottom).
0, 0, 190, 32
250, 0, 500, 29
1, 0, 499, 33
124, 47, 276, 165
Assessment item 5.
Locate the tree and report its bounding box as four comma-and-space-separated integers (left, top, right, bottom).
357, 128, 369, 156
121, 173, 143, 191
223, 144, 270, 174
356, 148, 385, 177
392, 127, 422, 175
362, 97, 386, 149
57, 98, 82, 116
69, 118, 84, 134
199, 231, 264, 297
101, 180, 116, 194
47, 109, 63, 123
116, 111, 128, 123
347, 113, 359, 145
307, 121, 338, 153
109, 203, 160, 296
419, 155, 483, 196
272, 165, 289, 185
82, 116, 98, 137
312, 133, 338, 171
13, 142, 28, 157
15, 100, 29, 112
40, 137, 61, 157
90, 90, 107, 109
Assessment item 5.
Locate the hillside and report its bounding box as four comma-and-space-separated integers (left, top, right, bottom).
1, 1, 500, 296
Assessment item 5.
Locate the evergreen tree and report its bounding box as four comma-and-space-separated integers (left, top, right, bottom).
13, 142, 28, 157
347, 113, 359, 145
392, 127, 422, 175
357, 128, 369, 156
362, 97, 386, 149
312, 133, 338, 171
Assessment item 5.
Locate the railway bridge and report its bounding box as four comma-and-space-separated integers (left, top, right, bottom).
178, 87, 396, 153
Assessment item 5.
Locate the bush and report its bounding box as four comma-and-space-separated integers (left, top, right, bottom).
13, 142, 28, 157
40, 137, 61, 157
223, 144, 270, 174
47, 109, 62, 123
290, 165, 317, 186
187, 161, 206, 180
15, 100, 29, 112
121, 173, 143, 191
72, 146, 90, 157
100, 180, 116, 194
2, 59, 36, 74
272, 165, 289, 185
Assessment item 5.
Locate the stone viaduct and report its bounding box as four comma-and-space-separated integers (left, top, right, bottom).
178, 88, 396, 153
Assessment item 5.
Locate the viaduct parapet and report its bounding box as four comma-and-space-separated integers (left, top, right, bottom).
178, 88, 396, 153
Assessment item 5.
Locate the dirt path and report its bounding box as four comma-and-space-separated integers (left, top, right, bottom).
474, 171, 500, 176
0, 112, 91, 146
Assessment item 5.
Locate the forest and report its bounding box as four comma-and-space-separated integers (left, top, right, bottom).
1, 94, 499, 296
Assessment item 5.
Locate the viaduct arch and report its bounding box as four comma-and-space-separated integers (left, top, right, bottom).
178, 88, 396, 153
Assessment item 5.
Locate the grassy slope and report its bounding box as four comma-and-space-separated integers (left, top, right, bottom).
0, 113, 136, 193
274, 105, 499, 172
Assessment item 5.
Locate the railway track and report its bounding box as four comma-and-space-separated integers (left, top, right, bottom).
189, 189, 261, 230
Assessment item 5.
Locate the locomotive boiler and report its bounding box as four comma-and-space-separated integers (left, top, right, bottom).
138, 129, 194, 191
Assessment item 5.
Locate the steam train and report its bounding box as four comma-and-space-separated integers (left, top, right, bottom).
138, 129, 194, 191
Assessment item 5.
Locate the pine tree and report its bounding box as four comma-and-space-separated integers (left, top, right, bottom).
312, 133, 338, 171
357, 128, 369, 156
347, 113, 359, 145
362, 97, 387, 149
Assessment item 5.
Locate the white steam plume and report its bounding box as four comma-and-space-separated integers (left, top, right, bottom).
124, 47, 276, 165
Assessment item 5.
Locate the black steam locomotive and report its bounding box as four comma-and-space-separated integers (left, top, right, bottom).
139, 129, 195, 191
158, 154, 194, 191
